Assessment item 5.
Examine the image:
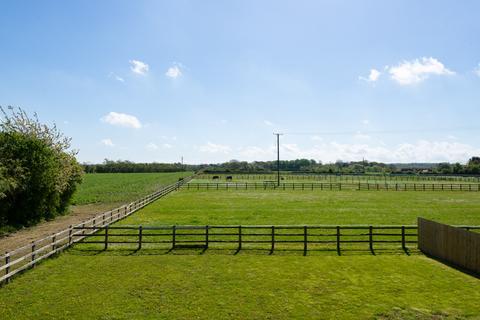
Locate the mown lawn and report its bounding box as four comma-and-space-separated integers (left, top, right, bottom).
2, 188, 480, 319
0, 249, 479, 320
117, 189, 480, 226
71, 172, 192, 205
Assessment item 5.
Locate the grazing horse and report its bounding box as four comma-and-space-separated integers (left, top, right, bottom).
212, 175, 220, 180
226, 176, 233, 181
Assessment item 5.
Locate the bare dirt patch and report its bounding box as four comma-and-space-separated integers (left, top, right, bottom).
0, 203, 122, 253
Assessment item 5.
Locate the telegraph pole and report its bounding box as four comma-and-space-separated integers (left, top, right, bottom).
274, 133, 283, 186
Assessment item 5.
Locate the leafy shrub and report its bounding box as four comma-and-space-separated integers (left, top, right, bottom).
0, 106, 82, 229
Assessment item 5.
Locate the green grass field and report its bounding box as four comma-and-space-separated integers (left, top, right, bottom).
71, 172, 192, 205
1, 250, 480, 319
2, 183, 480, 319
117, 189, 480, 226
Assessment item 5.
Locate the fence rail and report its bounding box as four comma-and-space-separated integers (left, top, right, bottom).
71, 224, 480, 254
197, 174, 480, 183
184, 182, 480, 192
0, 177, 193, 285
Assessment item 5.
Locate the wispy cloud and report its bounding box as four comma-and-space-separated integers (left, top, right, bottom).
353, 132, 371, 140
264, 120, 274, 126
108, 72, 125, 82
163, 143, 173, 149
101, 138, 115, 147
101, 112, 142, 129
359, 69, 381, 83
146, 142, 159, 150
197, 142, 231, 154
165, 63, 183, 79
474, 64, 480, 77
388, 57, 454, 85
130, 60, 149, 75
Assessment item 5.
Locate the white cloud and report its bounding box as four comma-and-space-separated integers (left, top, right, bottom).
101, 138, 115, 147
130, 60, 149, 75
359, 69, 381, 82
388, 57, 454, 85
146, 142, 159, 150
264, 120, 274, 126
197, 142, 231, 154
362, 119, 370, 125
163, 143, 173, 149
311, 135, 323, 141
165, 65, 182, 79
101, 112, 142, 129
235, 141, 480, 163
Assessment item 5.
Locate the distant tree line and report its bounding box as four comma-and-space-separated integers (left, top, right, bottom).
83, 158, 480, 176
82, 160, 199, 173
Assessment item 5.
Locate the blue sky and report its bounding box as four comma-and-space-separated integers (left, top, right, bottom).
1, 0, 480, 164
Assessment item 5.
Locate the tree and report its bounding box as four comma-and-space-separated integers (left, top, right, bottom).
0, 106, 83, 229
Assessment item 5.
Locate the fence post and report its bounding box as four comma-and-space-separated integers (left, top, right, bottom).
336, 226, 341, 255
369, 226, 373, 252
52, 235, 56, 252
31, 242, 36, 267
104, 226, 109, 250
138, 226, 143, 250
5, 254, 10, 284
401, 226, 406, 250
303, 226, 308, 256
172, 225, 176, 249
205, 225, 209, 248
69, 225, 73, 245
238, 225, 242, 250
271, 226, 275, 253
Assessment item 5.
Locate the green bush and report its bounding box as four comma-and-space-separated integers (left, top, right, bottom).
0, 107, 82, 229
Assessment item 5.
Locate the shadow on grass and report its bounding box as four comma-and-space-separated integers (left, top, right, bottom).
68, 244, 421, 257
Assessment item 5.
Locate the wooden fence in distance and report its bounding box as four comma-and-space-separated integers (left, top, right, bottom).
418, 218, 480, 274
0, 177, 192, 285
197, 174, 480, 183
184, 182, 480, 192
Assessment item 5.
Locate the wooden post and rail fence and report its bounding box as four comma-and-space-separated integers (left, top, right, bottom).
183, 182, 480, 192
0, 176, 193, 284
69, 224, 480, 256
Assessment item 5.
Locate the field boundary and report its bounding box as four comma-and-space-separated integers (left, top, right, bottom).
418, 218, 480, 274
73, 224, 480, 255
197, 173, 480, 183
0, 176, 193, 284
184, 182, 480, 192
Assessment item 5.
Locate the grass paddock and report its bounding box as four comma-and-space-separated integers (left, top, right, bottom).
2, 185, 480, 319
1, 249, 479, 319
